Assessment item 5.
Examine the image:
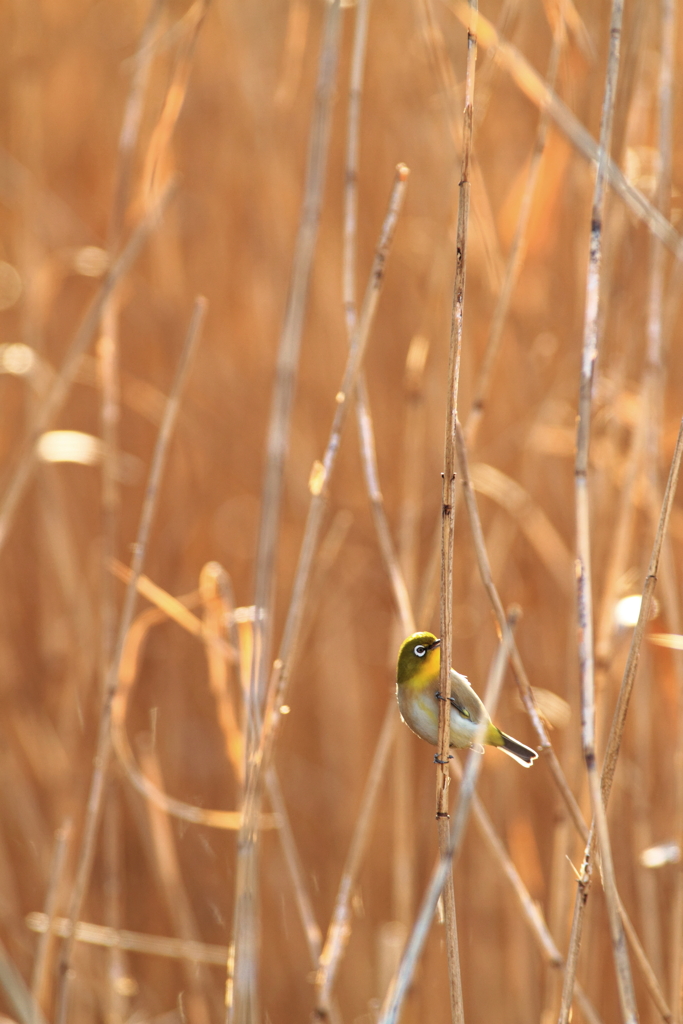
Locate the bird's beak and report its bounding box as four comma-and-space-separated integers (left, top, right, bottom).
427, 638, 441, 651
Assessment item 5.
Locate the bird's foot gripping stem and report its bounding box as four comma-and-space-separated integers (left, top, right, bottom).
433, 753, 453, 764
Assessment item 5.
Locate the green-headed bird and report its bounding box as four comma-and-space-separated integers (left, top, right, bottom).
396, 631, 537, 767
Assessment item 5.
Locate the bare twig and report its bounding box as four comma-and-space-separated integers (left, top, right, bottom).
570, 3, 636, 1020
232, 163, 408, 1024
249, 0, 342, 723
233, 11, 342, 1012
54, 297, 206, 1024
435, 1, 478, 1018
99, 27, 168, 1004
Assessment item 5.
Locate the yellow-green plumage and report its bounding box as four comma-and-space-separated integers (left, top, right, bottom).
396, 631, 537, 767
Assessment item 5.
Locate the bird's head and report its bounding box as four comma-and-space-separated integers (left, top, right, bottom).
396, 631, 441, 688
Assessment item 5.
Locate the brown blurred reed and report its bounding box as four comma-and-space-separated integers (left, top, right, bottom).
1, 1, 683, 1023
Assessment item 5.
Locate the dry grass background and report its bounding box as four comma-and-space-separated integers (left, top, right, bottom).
0, 0, 682, 1022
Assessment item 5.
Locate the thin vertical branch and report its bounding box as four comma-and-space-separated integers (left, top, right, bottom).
231, 165, 408, 1024
436, 2, 477, 1020
234, 10, 342, 1010
378, 624, 511, 1024
109, 0, 166, 250
31, 820, 71, 1013
203, 562, 324, 973
572, 1, 636, 1019
341, 0, 417, 950
417, 18, 565, 628
100, 24, 167, 986
249, 0, 342, 724
54, 297, 206, 1024
342, 0, 371, 341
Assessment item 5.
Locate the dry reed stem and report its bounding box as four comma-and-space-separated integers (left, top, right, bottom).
559, 422, 683, 1024
108, 0, 165, 249
264, 767, 323, 970
274, 0, 311, 109
601, 420, 683, 808
30, 820, 71, 1013
417, 21, 565, 626
55, 297, 206, 1024
200, 563, 246, 786
231, 163, 408, 1024
392, 340, 429, 930
0, 179, 176, 555
111, 601, 274, 830
0, 937, 48, 1024
645, 1, 683, 1013
249, 0, 342, 723
232, 12, 342, 1011
341, 0, 413, 637
110, 559, 236, 659
571, 3, 637, 1019
454, 416, 672, 1018
468, 464, 573, 595
435, 3, 477, 1020
27, 914, 231, 966
418, 0, 506, 295
139, 0, 207, 209
454, 420, 586, 837
137, 738, 215, 1024
448, 758, 605, 1024
313, 701, 397, 1018
341, 0, 416, 955
318, 18, 421, 993
466, 20, 562, 446
448, 1, 683, 263
102, 780, 127, 1024
99, 34, 168, 994
99, 0, 165, 679
342, 0, 371, 342
204, 563, 324, 974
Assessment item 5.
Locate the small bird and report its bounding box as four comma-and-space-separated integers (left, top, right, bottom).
396, 631, 538, 767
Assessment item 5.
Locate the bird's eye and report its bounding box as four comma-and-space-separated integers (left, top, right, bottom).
414, 645, 426, 658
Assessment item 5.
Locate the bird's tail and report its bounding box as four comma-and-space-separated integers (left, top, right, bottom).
495, 729, 538, 767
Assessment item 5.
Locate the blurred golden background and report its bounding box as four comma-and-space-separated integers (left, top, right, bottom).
0, 0, 682, 1023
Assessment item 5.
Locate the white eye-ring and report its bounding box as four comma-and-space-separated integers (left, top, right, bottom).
414, 644, 426, 658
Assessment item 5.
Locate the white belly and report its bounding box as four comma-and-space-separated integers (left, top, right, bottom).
398, 688, 480, 750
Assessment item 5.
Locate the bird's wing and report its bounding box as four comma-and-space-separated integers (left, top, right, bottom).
450, 667, 472, 687
444, 693, 470, 717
